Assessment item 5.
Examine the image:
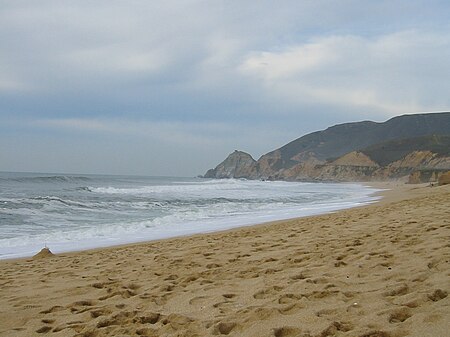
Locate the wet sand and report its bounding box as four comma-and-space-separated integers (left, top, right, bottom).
0, 183, 449, 337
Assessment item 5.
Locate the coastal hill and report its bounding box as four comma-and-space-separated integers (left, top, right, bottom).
204, 112, 450, 182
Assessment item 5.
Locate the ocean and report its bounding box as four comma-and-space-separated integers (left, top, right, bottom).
0, 172, 381, 259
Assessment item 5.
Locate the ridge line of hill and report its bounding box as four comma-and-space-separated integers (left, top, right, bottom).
204, 112, 450, 182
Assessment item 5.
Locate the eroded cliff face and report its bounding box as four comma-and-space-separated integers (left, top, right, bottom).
204, 149, 450, 182
255, 150, 286, 179
203, 151, 258, 179
286, 151, 450, 182
330, 151, 379, 167
245, 150, 325, 180
438, 171, 450, 185
388, 151, 450, 170
408, 170, 450, 184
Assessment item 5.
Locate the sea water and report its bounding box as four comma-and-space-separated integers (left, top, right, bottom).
0, 172, 382, 259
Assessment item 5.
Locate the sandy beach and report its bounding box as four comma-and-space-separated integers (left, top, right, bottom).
0, 183, 449, 337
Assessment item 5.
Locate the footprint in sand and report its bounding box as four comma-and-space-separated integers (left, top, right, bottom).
134, 312, 161, 324
320, 321, 353, 336
160, 313, 194, 331
69, 300, 96, 313
427, 289, 447, 302
253, 285, 284, 299
212, 321, 237, 335
278, 303, 305, 315
89, 307, 112, 318
40, 305, 64, 314
383, 283, 409, 297
36, 326, 52, 334
189, 296, 210, 306
96, 310, 137, 328
388, 307, 412, 323
273, 326, 303, 337
278, 293, 301, 304
135, 327, 158, 336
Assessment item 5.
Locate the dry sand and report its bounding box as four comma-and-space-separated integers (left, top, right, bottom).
0, 183, 449, 337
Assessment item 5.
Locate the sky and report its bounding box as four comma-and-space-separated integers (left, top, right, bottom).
1, 1, 449, 176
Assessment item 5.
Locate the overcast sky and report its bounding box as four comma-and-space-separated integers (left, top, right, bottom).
1, 1, 449, 176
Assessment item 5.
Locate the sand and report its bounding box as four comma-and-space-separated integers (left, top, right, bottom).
0, 183, 449, 337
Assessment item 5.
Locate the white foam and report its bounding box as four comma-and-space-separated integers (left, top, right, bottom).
0, 179, 382, 259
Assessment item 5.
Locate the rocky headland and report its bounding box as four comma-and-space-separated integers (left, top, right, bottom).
204, 112, 450, 183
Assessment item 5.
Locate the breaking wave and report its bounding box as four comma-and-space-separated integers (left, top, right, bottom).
0, 174, 382, 259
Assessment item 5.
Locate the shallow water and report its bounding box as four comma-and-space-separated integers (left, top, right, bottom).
0, 172, 381, 259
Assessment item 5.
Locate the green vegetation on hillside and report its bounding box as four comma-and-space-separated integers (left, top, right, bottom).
361, 135, 450, 167
273, 112, 450, 164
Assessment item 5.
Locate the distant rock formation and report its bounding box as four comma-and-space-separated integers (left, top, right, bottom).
203, 150, 258, 179
330, 151, 379, 167
408, 169, 447, 184
275, 143, 450, 182
203, 113, 450, 182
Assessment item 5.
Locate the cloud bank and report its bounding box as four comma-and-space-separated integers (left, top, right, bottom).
1, 1, 449, 175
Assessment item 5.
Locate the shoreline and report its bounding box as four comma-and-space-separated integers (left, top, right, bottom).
0, 181, 384, 261
50, 182, 395, 259
0, 181, 419, 263
1, 183, 449, 337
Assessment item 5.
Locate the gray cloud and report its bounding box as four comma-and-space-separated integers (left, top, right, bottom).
1, 1, 449, 175
240, 30, 450, 115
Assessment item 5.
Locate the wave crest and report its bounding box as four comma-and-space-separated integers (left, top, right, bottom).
2, 175, 92, 183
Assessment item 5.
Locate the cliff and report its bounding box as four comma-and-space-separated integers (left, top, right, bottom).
256, 112, 450, 177
203, 150, 258, 179
408, 169, 450, 184
203, 113, 450, 182
438, 171, 450, 185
